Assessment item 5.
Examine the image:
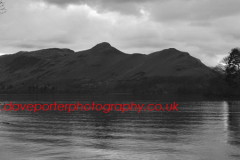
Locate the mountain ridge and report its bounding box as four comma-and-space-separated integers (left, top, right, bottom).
0, 42, 215, 94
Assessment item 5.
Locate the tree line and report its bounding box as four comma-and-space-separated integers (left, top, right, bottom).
205, 48, 240, 97
0, 0, 6, 14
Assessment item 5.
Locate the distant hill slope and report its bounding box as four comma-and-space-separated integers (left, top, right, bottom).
0, 42, 215, 94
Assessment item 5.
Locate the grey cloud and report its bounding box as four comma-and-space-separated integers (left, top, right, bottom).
230, 33, 240, 40
39, 0, 240, 22
189, 22, 212, 27
151, 0, 240, 22
41, 0, 155, 6
14, 43, 47, 50
39, 0, 158, 15
124, 40, 173, 53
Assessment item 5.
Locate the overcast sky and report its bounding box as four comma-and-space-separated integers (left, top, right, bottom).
0, 0, 239, 66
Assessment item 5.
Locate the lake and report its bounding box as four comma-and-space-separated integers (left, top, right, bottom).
0, 95, 240, 160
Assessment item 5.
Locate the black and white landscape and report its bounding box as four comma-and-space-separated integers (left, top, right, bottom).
0, 0, 240, 160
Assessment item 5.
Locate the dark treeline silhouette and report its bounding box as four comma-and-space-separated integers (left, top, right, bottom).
0, 0, 6, 14
115, 76, 206, 95
0, 76, 207, 95
204, 48, 240, 97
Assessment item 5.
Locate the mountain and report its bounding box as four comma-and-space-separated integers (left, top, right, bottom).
0, 42, 215, 94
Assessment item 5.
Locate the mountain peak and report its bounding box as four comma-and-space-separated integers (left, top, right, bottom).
167, 48, 178, 51
88, 42, 125, 56
164, 48, 189, 55
92, 42, 112, 50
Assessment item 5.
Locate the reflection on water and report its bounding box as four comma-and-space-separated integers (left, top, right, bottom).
0, 97, 240, 160
227, 102, 240, 147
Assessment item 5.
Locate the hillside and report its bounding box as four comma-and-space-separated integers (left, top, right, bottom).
0, 42, 215, 94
